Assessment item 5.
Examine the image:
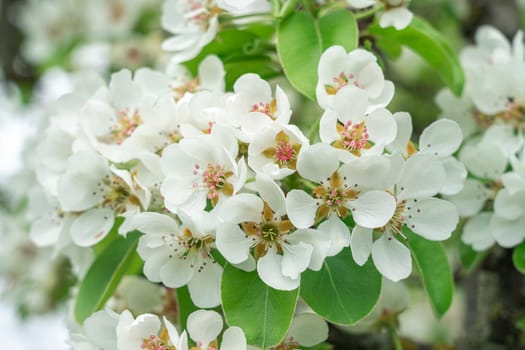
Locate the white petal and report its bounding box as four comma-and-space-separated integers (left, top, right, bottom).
286, 313, 328, 347
296, 143, 340, 183
444, 179, 490, 217
30, 216, 62, 247
129, 212, 179, 236
339, 154, 391, 190
440, 157, 467, 196
350, 226, 373, 266
494, 189, 525, 220
71, 209, 115, 247
462, 213, 495, 251
388, 111, 412, 155
404, 198, 458, 241
333, 85, 368, 123
285, 190, 318, 229
256, 174, 286, 216
281, 242, 313, 279
187, 310, 223, 348
84, 310, 118, 350
216, 223, 253, 264
459, 141, 507, 181
160, 256, 194, 288
188, 260, 222, 308
371, 235, 412, 282
257, 248, 300, 291
319, 109, 340, 145
397, 154, 445, 201
220, 327, 247, 350
419, 119, 463, 157
349, 191, 396, 228
215, 193, 263, 223
380, 7, 413, 30
317, 215, 351, 257
490, 215, 525, 248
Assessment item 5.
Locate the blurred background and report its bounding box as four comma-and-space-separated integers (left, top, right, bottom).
0, 0, 524, 349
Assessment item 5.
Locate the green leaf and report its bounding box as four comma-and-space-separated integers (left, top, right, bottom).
176, 286, 199, 332
404, 228, 454, 317
512, 241, 525, 274
224, 57, 280, 90
277, 9, 358, 101
300, 249, 382, 325
516, 316, 525, 330
221, 264, 299, 348
369, 16, 465, 95
318, 9, 358, 51
74, 230, 142, 323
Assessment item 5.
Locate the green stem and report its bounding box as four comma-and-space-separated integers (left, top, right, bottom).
279, 0, 299, 18
387, 325, 404, 350
307, 117, 321, 143
271, 0, 281, 17
354, 4, 384, 20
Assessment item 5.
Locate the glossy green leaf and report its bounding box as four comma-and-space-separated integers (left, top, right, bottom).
277, 9, 358, 101
224, 57, 280, 90
369, 16, 465, 95
512, 241, 525, 274
300, 249, 382, 325
221, 264, 299, 348
405, 228, 454, 317
75, 230, 142, 323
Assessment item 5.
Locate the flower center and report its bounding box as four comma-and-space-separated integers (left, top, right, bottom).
250, 99, 278, 119
239, 202, 295, 259
141, 334, 173, 350
332, 120, 371, 156
474, 99, 525, 130
99, 174, 140, 213
186, 1, 221, 30
192, 340, 218, 350
192, 163, 234, 203
262, 131, 301, 169
110, 110, 143, 145
379, 200, 406, 235
172, 77, 200, 101
325, 72, 361, 95
312, 172, 359, 222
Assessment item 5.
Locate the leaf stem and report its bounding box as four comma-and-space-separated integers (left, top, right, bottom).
354, 4, 384, 20
387, 325, 404, 350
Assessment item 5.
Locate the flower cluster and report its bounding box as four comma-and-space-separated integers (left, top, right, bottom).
437, 26, 525, 250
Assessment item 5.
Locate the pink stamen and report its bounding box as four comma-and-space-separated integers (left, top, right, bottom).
274, 141, 295, 164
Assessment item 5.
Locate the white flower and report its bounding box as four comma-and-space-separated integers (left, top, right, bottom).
248, 124, 308, 180
160, 130, 246, 213
216, 175, 330, 290
286, 143, 396, 230
82, 308, 119, 350
116, 310, 183, 350
228, 73, 292, 141
80, 69, 174, 163
272, 312, 329, 348
350, 153, 459, 281
185, 310, 246, 350
57, 151, 149, 246
167, 55, 226, 100
161, 0, 221, 64
316, 46, 394, 111
319, 85, 397, 162
132, 211, 222, 308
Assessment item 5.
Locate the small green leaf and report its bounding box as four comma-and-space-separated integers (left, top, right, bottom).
221, 264, 299, 348
512, 241, 525, 274
300, 249, 382, 325
318, 9, 358, 51
277, 12, 321, 101
277, 10, 358, 101
369, 16, 465, 95
404, 228, 454, 317
75, 230, 142, 323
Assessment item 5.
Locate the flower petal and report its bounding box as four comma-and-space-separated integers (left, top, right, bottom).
350, 225, 373, 266
371, 235, 412, 282
220, 327, 247, 350
216, 223, 253, 264
348, 190, 396, 228
187, 310, 223, 348
419, 119, 463, 158
403, 198, 458, 241
462, 213, 495, 251
71, 208, 115, 247
286, 313, 328, 347
257, 248, 300, 291
285, 190, 318, 229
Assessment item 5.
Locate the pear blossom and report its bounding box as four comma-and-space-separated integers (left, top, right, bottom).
350, 153, 459, 281
319, 85, 397, 162
248, 123, 308, 180
316, 46, 394, 111
228, 73, 292, 141
80, 68, 175, 163
131, 210, 222, 308
160, 129, 246, 213
57, 151, 150, 246
285, 143, 396, 231
216, 175, 331, 290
